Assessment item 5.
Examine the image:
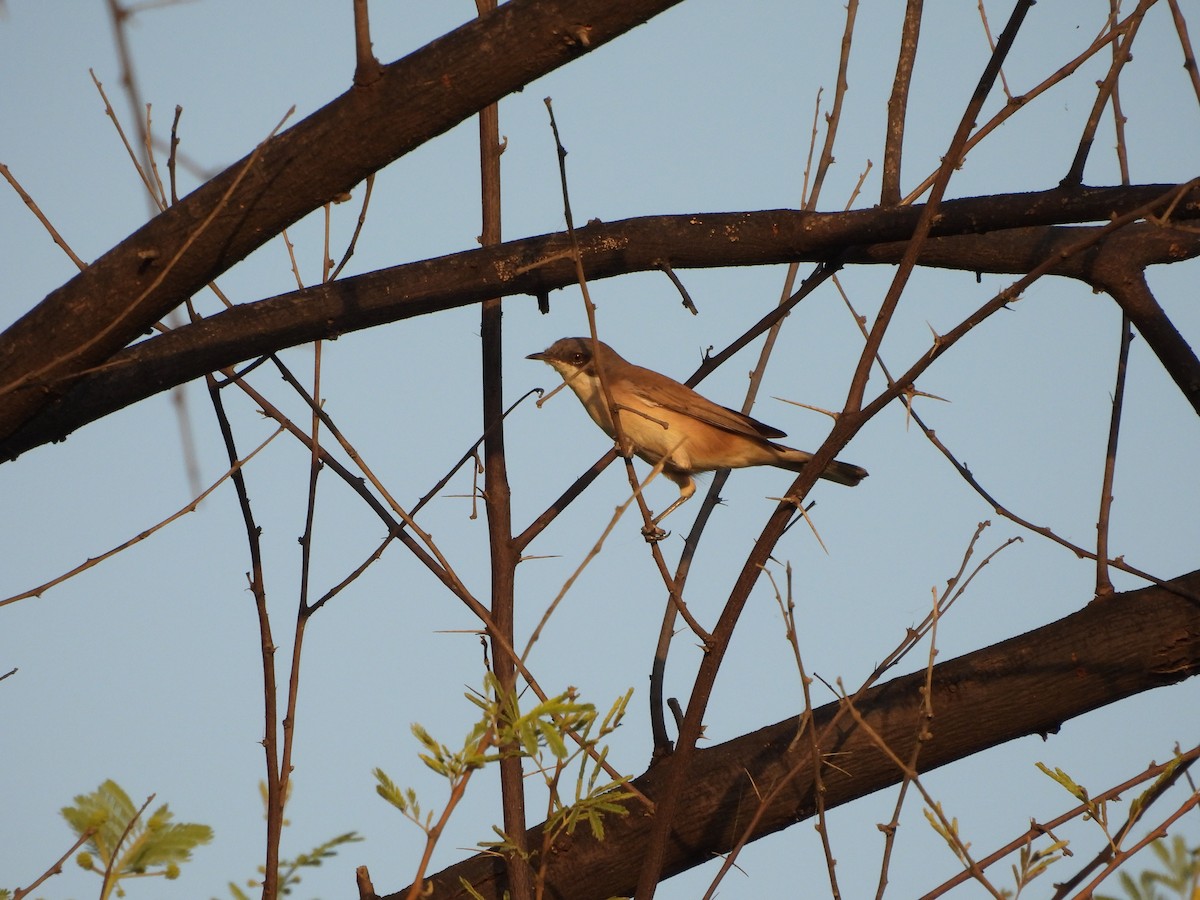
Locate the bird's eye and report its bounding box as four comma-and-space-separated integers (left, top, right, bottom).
572, 353, 586, 364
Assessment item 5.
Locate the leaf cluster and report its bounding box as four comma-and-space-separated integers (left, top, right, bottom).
1099, 836, 1200, 900
61, 779, 212, 899
377, 677, 635, 850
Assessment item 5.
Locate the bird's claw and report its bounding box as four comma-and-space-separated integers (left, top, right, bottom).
642, 524, 670, 543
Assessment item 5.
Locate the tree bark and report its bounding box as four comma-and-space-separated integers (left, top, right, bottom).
388, 570, 1200, 899
4, 191, 1198, 462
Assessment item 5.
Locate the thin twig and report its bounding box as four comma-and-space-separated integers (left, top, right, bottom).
542, 98, 665, 543
12, 827, 97, 900
0, 164, 87, 270
90, 65, 160, 209
1, 427, 283, 607
522, 461, 673, 665
205, 369, 279, 898
653, 259, 698, 314
800, 88, 822, 208
99, 793, 157, 900
274, 341, 324, 900
1095, 314, 1132, 598
168, 105, 182, 205
977, 1, 1014, 101
1166, 0, 1200, 104
322, 202, 334, 283
1109, 1, 1133, 188
702, 563, 843, 900
808, 0, 860, 208
1061, 0, 1153, 186
329, 173, 376, 280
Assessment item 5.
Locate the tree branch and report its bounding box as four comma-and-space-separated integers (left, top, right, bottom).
391, 569, 1200, 900
1091, 266, 1200, 418
4, 188, 1198, 462
0, 0, 686, 441
881, 0, 923, 205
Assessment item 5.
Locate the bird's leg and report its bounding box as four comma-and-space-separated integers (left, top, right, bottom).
650, 493, 691, 527
641, 473, 695, 542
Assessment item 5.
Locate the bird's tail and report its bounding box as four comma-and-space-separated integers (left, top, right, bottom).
774, 448, 868, 486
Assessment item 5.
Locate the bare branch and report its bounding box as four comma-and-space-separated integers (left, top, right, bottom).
881, 0, 923, 205
352, 0, 383, 86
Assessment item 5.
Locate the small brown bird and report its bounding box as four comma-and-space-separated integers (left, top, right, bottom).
528, 337, 867, 527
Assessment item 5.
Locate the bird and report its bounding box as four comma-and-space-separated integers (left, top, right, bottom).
527, 337, 867, 531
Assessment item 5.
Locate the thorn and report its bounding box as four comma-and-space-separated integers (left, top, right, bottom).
772, 396, 840, 420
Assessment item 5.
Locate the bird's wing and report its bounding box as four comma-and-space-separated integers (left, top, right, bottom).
617, 365, 788, 440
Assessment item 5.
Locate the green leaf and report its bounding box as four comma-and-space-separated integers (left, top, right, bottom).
126, 820, 214, 869
287, 831, 363, 870
64, 780, 212, 879
373, 768, 410, 813
278, 832, 363, 893
923, 803, 970, 864
539, 718, 569, 759
62, 778, 138, 862
598, 690, 632, 734
1034, 763, 1089, 802
517, 719, 540, 758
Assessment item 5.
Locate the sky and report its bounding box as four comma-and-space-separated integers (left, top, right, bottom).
2, 2, 1199, 899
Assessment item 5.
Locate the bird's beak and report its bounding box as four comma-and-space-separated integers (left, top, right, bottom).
526, 351, 548, 361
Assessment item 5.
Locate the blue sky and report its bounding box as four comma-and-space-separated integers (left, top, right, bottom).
2, 2, 1198, 898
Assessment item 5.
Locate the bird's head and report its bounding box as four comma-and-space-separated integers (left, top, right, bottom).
526, 337, 618, 379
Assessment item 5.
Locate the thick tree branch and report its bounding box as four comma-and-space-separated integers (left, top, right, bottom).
0, 0, 686, 441
1090, 266, 1200, 417
4, 188, 1198, 462
390, 569, 1200, 900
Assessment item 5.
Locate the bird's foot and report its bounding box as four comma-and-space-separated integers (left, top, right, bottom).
641, 524, 670, 543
